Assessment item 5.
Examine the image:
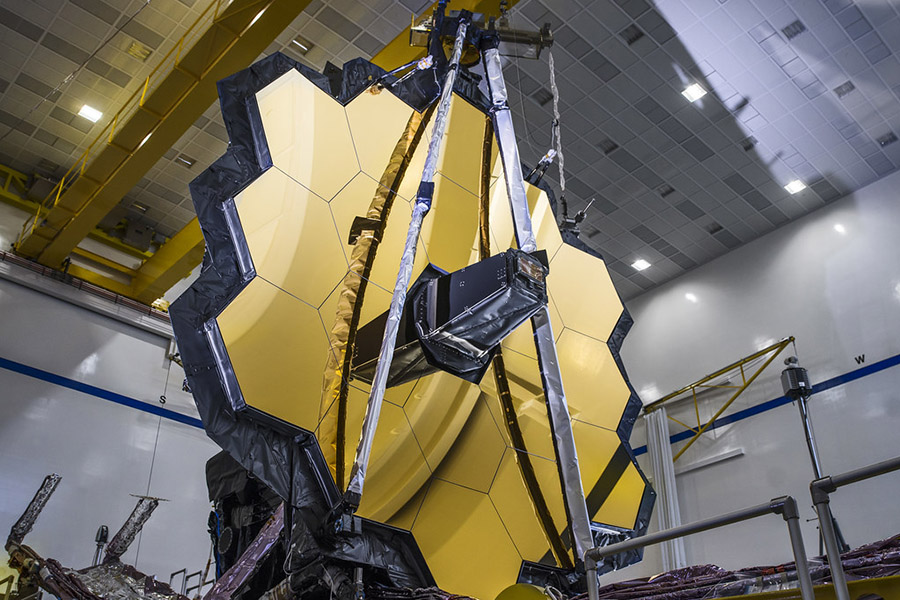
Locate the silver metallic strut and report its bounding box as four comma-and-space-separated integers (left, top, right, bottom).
482, 46, 594, 561
8, 473, 62, 545
104, 496, 160, 562
344, 15, 470, 507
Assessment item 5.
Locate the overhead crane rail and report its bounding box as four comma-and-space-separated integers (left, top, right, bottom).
13, 0, 310, 302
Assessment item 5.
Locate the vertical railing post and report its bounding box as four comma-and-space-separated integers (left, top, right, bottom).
811, 477, 851, 600
775, 496, 815, 600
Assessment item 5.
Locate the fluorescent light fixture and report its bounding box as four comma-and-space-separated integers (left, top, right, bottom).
249, 7, 266, 26
126, 40, 152, 61
785, 179, 806, 194
139, 132, 152, 148
78, 104, 102, 122
685, 292, 698, 303
175, 153, 196, 168
291, 36, 313, 55
834, 223, 846, 234
631, 258, 651, 271
681, 83, 707, 102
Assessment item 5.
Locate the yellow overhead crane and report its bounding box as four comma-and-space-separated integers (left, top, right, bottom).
11, 0, 314, 302
7, 0, 522, 306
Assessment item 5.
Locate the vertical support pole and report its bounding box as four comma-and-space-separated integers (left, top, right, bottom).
778, 496, 815, 600
584, 556, 600, 600
343, 10, 471, 509
797, 396, 823, 479
811, 479, 851, 600
481, 40, 593, 562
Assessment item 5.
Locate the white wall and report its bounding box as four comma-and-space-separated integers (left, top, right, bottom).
613, 170, 900, 579
0, 275, 218, 581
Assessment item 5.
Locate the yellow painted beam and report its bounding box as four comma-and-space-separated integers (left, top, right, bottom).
369, 0, 521, 70
33, 1, 524, 306
0, 162, 159, 262
66, 264, 132, 296
15, 0, 311, 267
71, 247, 137, 276
86, 229, 154, 260
0, 164, 28, 207
131, 217, 204, 304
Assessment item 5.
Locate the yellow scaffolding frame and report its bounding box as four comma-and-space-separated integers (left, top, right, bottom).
643, 336, 795, 461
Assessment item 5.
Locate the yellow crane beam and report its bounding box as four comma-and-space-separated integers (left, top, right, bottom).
130, 217, 204, 304
13, 0, 522, 306
15, 0, 311, 268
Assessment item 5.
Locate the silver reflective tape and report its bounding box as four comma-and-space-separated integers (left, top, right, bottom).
104, 497, 160, 562
9, 473, 62, 544
420, 20, 469, 187
346, 17, 471, 503
484, 46, 593, 560
346, 202, 428, 497
483, 48, 537, 253
532, 307, 594, 559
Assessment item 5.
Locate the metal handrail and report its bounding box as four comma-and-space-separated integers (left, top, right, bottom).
810, 455, 900, 600
583, 495, 814, 600
169, 568, 187, 593
183, 570, 203, 595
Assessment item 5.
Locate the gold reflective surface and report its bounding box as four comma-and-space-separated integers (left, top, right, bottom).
212, 69, 649, 599
412, 479, 523, 599
235, 167, 347, 308
217, 276, 332, 430
549, 243, 623, 343
557, 329, 632, 430
256, 69, 359, 200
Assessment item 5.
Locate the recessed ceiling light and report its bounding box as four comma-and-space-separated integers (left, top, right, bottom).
834, 223, 846, 234
126, 40, 152, 61
78, 104, 102, 122
291, 35, 313, 55
681, 83, 707, 102
175, 153, 196, 168
631, 258, 651, 271
785, 179, 806, 194
685, 292, 698, 303
532, 88, 553, 106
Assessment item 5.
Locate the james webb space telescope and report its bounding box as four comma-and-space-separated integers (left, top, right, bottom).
353, 248, 549, 387
171, 4, 653, 599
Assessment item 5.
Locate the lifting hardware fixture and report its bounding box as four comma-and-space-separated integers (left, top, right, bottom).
643, 336, 794, 461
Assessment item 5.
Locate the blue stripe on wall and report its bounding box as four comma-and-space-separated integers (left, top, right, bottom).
632, 352, 900, 457
1, 351, 898, 443
0, 355, 204, 429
